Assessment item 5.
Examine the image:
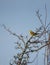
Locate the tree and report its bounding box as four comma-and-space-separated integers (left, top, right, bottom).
1, 4, 50, 65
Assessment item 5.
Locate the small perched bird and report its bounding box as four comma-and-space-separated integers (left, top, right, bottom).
29, 30, 38, 36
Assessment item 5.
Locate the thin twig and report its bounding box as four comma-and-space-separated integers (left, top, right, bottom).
36, 10, 45, 29
27, 52, 38, 63
45, 4, 47, 27
29, 40, 48, 44
46, 22, 50, 29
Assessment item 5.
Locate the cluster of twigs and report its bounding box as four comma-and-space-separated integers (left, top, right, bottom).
1, 4, 50, 65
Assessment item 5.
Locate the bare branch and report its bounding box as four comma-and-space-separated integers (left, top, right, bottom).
45, 4, 47, 26
46, 22, 50, 29
2, 24, 25, 44
29, 40, 48, 44
25, 42, 50, 53
36, 25, 43, 32
36, 10, 45, 29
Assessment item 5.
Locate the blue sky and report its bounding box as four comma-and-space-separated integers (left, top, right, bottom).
0, 0, 50, 65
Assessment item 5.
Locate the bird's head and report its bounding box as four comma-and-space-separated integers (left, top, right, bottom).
29, 30, 33, 33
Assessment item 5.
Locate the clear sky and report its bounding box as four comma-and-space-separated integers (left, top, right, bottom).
0, 0, 50, 65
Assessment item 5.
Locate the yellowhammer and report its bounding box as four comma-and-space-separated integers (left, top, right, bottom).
29, 30, 38, 36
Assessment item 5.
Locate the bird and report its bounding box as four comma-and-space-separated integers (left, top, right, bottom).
29, 30, 39, 36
